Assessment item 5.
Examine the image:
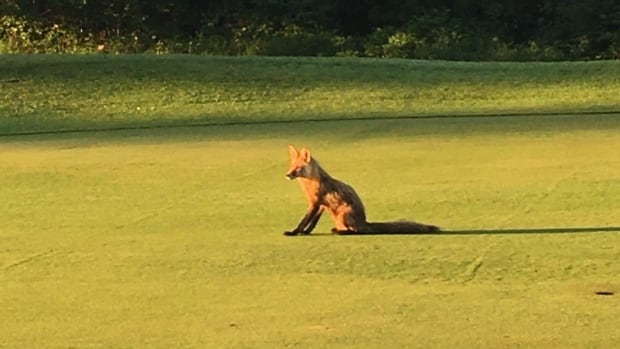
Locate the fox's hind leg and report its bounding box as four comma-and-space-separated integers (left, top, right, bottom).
328, 209, 363, 235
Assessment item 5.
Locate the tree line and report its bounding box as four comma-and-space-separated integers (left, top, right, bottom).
1, 0, 619, 60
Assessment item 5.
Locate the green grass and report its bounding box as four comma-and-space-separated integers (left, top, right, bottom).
1, 114, 620, 348
1, 56, 620, 348
1, 55, 620, 134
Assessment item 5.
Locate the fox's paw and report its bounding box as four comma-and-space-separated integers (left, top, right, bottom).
331, 228, 356, 235
283, 231, 299, 236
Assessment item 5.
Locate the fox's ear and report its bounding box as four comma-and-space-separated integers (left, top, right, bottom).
299, 147, 312, 163
288, 145, 299, 161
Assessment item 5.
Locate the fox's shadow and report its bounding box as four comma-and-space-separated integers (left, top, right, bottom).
305, 226, 620, 236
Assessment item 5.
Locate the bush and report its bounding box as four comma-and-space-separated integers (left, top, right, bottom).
0, 15, 93, 54
263, 32, 336, 57
382, 32, 418, 58
1, 3, 618, 61
0, 15, 44, 53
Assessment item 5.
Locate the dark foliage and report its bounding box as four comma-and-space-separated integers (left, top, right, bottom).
1, 0, 619, 59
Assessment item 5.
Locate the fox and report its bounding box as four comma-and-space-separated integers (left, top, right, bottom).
284, 145, 440, 236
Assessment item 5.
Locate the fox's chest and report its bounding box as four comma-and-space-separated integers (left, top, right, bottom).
297, 179, 321, 203
298, 180, 346, 205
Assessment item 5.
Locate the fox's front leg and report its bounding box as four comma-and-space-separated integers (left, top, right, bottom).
300, 206, 324, 235
284, 205, 322, 236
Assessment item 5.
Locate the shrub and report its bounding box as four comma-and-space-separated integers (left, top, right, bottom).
382, 31, 418, 58
0, 15, 92, 54
263, 32, 336, 57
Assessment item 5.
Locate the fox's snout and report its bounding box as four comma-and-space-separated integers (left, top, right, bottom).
286, 167, 303, 180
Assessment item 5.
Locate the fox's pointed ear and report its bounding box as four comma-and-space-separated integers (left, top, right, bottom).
299, 147, 312, 163
288, 145, 299, 161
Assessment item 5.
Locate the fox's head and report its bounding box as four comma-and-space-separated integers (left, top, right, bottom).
286, 145, 313, 180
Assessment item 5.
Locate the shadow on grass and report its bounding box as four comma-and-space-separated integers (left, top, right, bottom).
440, 226, 620, 235
1, 113, 620, 149
2, 110, 620, 139
306, 226, 620, 236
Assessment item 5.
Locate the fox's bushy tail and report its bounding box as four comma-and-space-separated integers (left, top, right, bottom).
362, 221, 440, 234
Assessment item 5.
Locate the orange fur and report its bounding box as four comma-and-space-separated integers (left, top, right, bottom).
284, 145, 439, 236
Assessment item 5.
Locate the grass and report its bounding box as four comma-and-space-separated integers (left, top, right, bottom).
1, 55, 619, 348
2, 115, 620, 348
1, 55, 620, 134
